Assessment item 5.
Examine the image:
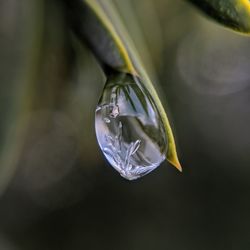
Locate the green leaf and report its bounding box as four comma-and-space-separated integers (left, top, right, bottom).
68, 0, 182, 171
188, 0, 250, 33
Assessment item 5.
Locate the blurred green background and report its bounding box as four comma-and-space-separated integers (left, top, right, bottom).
1, 0, 250, 249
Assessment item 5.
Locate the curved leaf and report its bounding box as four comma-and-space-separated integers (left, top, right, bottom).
68, 0, 182, 171
188, 0, 250, 33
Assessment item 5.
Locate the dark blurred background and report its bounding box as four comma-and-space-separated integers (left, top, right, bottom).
1, 0, 250, 249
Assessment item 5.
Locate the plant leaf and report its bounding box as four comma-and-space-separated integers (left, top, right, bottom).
187, 0, 250, 33
68, 0, 182, 171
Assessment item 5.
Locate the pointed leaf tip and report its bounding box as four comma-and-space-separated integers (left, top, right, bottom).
168, 157, 182, 172
167, 146, 182, 172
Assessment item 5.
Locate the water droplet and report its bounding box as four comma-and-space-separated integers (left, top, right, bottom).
95, 73, 167, 180
103, 117, 110, 123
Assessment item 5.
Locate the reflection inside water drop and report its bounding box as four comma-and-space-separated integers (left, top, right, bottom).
95, 73, 167, 180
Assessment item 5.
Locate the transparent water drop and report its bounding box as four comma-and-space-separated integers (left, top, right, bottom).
95, 73, 167, 180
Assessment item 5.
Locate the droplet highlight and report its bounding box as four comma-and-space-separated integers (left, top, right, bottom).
95, 73, 167, 180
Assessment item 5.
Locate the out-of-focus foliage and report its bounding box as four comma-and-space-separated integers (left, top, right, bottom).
0, 0, 42, 193
0, 0, 103, 201
0, 0, 250, 249
187, 0, 250, 33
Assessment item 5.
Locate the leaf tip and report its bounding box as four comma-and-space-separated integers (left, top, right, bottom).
167, 149, 182, 172
168, 158, 182, 173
